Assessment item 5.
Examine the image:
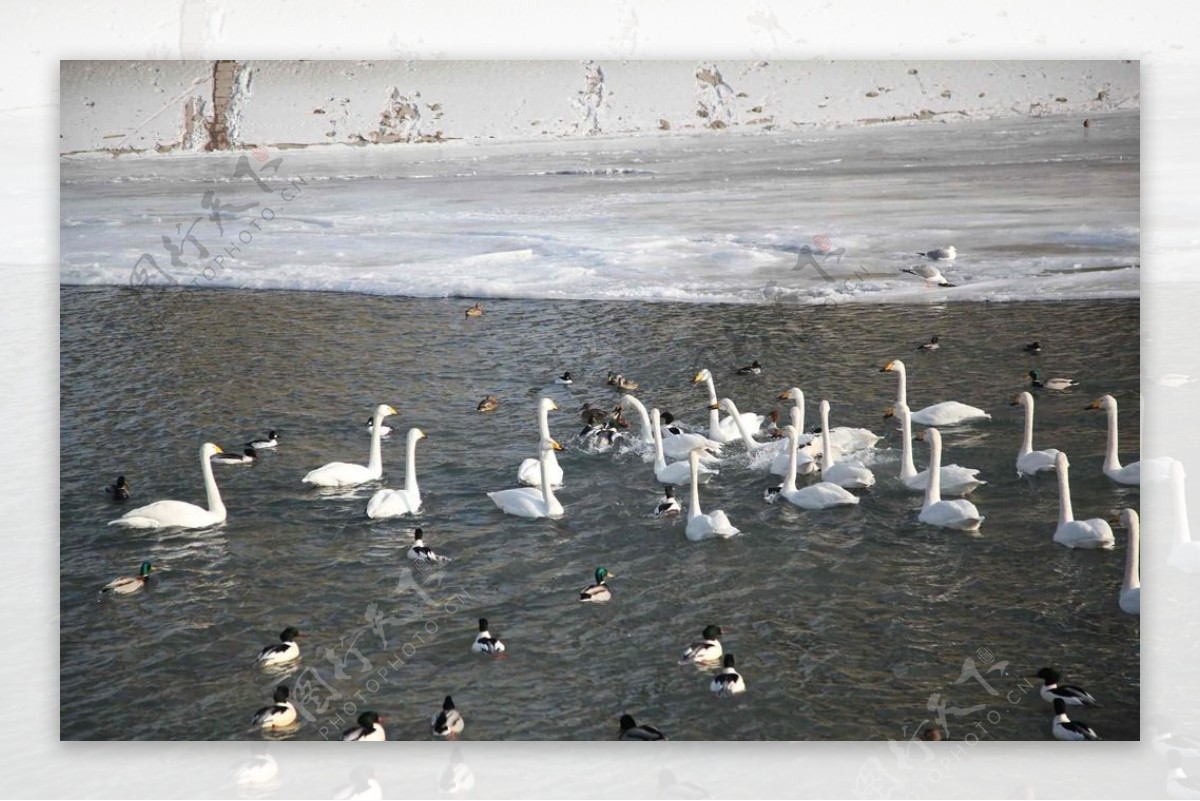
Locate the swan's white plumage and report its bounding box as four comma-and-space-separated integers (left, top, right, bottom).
653, 408, 716, 484
895, 404, 984, 495
365, 428, 425, 519
488, 440, 564, 518
305, 405, 397, 487
818, 401, 875, 489
693, 369, 763, 443
882, 359, 990, 426
685, 449, 739, 541
1053, 452, 1115, 549
1088, 394, 1147, 485
1012, 391, 1061, 476
109, 443, 226, 529
768, 424, 859, 510
518, 398, 564, 487
917, 428, 983, 531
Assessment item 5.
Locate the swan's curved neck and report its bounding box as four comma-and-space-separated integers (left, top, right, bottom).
702, 375, 718, 403
688, 455, 702, 519
651, 410, 668, 471
1124, 514, 1140, 591
368, 413, 385, 474
926, 432, 943, 504
1057, 460, 1074, 524
1021, 396, 1035, 456
404, 434, 420, 499
898, 406, 918, 480
784, 427, 800, 493
722, 399, 759, 451
892, 362, 909, 407
624, 396, 653, 444
820, 404, 834, 471
537, 403, 552, 442
702, 376, 722, 439
791, 389, 806, 431
201, 447, 224, 515
540, 447, 559, 508
1104, 400, 1122, 473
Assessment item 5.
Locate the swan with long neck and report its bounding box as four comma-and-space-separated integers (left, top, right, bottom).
656, 411, 724, 463
778, 387, 879, 455
1052, 451, 1114, 549
1085, 395, 1141, 485
365, 428, 426, 518
1118, 508, 1140, 614
917, 428, 983, 531
303, 404, 397, 487
770, 405, 818, 476
895, 403, 984, 495
653, 408, 717, 484
488, 439, 565, 518
617, 394, 656, 447
1168, 460, 1200, 573
692, 369, 763, 443
109, 443, 226, 529
766, 423, 859, 509
715, 398, 771, 453
880, 359, 990, 426
685, 449, 739, 541
818, 400, 875, 489
1011, 392, 1060, 476
518, 398, 564, 487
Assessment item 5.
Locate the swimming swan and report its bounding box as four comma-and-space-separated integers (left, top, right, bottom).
692, 368, 763, 443
109, 443, 226, 529
488, 439, 564, 519
653, 408, 717, 484
818, 400, 875, 489
685, 449, 740, 541
765, 423, 859, 510
365, 428, 426, 519
1011, 392, 1061, 477
880, 359, 990, 426
895, 403, 984, 495
518, 398, 564, 487
1118, 508, 1140, 614
1052, 452, 1115, 549
303, 404, 397, 487
917, 428, 983, 531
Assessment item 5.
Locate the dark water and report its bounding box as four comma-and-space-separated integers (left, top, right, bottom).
60, 287, 1139, 741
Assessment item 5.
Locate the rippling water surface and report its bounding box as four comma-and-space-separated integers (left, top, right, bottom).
60, 287, 1139, 740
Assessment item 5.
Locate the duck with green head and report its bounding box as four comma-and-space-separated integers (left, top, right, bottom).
579, 567, 614, 602
100, 561, 153, 595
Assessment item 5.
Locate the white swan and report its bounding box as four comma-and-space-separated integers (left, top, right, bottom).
818, 400, 875, 489
685, 449, 740, 541
1011, 391, 1061, 476
657, 412, 724, 463
769, 396, 818, 476
518, 398, 564, 487
917, 428, 983, 531
692, 368, 763, 443
881, 359, 990, 426
715, 398, 773, 454
778, 387, 878, 456
1118, 508, 1140, 615
1085, 395, 1142, 485
365, 428, 426, 519
1052, 452, 1114, 549
109, 443, 227, 529
488, 439, 564, 519
895, 403, 984, 495
653, 408, 717, 485
304, 405, 397, 487
1168, 460, 1200, 574
766, 423, 859, 510
617, 394, 657, 447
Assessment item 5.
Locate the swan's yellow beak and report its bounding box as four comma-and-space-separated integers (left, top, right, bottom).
385, 405, 398, 416
416, 429, 427, 439
549, 400, 560, 411
691, 372, 705, 383
777, 390, 792, 400
213, 445, 224, 454
879, 361, 896, 372
1009, 395, 1022, 406
1084, 400, 1102, 410
550, 439, 563, 451
708, 402, 720, 410
882, 407, 896, 420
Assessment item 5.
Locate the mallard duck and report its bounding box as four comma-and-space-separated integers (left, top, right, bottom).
679, 624, 723, 665
710, 653, 746, 696
100, 561, 153, 595
764, 409, 787, 439
472, 618, 505, 655
654, 486, 681, 517
579, 567, 614, 602
464, 303, 484, 318
250, 685, 297, 729
105, 475, 131, 501
342, 711, 386, 741
431, 695, 464, 738
1029, 370, 1078, 391
256, 626, 302, 667
407, 528, 451, 565
619, 714, 667, 740
1034, 667, 1098, 706
736, 360, 762, 375
476, 395, 499, 413
612, 374, 639, 391
1052, 698, 1100, 740
917, 335, 940, 351
579, 402, 612, 427
247, 430, 279, 449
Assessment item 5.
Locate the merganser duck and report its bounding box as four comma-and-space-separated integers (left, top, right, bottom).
1051, 698, 1100, 740
333, 766, 382, 800
342, 711, 386, 741
654, 486, 682, 517
1024, 341, 1042, 354
472, 618, 505, 655
917, 336, 940, 352
106, 475, 130, 501
407, 528, 451, 565
100, 561, 152, 595
1034, 667, 1098, 706
1029, 370, 1078, 391
556, 371, 573, 385
431, 695, 464, 738
710, 653, 746, 696
212, 446, 257, 464
736, 360, 762, 375
250, 685, 298, 729
619, 714, 667, 740
256, 626, 301, 667
579, 567, 613, 602
679, 624, 723, 665
247, 430, 279, 449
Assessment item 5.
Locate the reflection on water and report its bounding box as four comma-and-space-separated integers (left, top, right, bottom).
61, 287, 1140, 740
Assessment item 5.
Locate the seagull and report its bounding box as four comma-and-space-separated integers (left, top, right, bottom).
916, 246, 956, 261
901, 264, 955, 287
